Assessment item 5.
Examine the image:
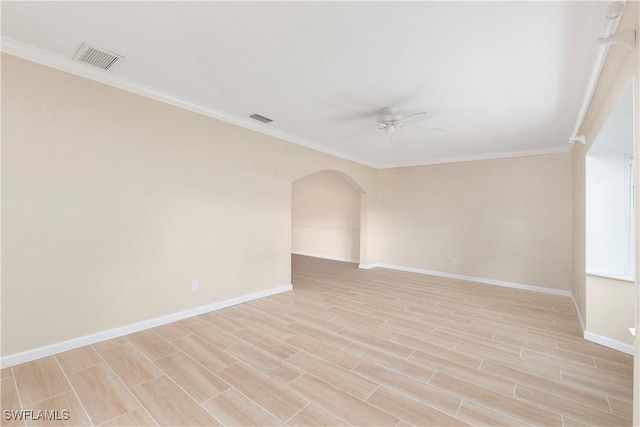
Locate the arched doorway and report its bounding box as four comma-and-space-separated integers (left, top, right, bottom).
291, 170, 366, 264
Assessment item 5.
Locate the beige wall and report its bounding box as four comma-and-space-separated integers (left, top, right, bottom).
572, 11, 639, 324
571, 2, 638, 338
1, 54, 377, 356
3, 25, 631, 370
375, 153, 573, 290
585, 275, 634, 346
565, 3, 638, 422
292, 171, 361, 262
635, 5, 640, 423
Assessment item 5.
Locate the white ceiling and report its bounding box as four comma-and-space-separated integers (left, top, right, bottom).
2, 1, 609, 168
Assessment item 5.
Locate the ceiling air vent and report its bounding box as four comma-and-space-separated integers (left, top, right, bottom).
73, 43, 123, 70
249, 113, 273, 124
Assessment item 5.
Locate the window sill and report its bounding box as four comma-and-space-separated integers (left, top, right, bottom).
585, 271, 635, 283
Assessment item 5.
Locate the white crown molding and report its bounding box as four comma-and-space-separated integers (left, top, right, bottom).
569, 0, 623, 141
291, 251, 358, 263
0, 37, 377, 169
359, 262, 572, 297
583, 331, 634, 355
0, 284, 292, 368
2, 37, 575, 170
377, 145, 573, 169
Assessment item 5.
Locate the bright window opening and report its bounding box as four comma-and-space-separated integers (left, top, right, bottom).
586, 82, 635, 280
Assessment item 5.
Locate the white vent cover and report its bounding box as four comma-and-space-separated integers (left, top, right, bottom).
73, 43, 123, 70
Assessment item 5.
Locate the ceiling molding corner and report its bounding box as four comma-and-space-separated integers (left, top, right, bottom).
0, 37, 379, 169
1, 37, 574, 172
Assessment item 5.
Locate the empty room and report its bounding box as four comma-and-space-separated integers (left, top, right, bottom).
1, 1, 639, 426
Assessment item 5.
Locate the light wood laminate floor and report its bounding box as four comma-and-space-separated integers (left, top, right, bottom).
1, 255, 633, 426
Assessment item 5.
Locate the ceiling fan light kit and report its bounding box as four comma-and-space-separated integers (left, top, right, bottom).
3, 2, 617, 166
344, 107, 445, 143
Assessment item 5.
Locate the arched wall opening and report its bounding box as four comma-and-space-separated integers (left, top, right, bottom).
291, 170, 367, 264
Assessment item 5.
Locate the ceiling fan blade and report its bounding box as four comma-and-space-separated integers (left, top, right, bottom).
349, 119, 383, 126
397, 112, 432, 123
411, 124, 447, 133
340, 129, 377, 140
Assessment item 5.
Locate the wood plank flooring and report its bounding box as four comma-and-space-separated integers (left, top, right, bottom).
1, 255, 633, 426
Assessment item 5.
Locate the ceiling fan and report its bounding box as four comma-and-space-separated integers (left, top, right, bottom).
345, 107, 445, 143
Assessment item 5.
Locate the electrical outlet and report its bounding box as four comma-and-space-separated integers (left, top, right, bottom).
451, 257, 457, 265
191, 279, 199, 292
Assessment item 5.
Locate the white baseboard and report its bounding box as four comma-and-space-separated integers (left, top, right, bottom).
359, 262, 572, 297
292, 251, 358, 263
570, 293, 586, 334
572, 292, 632, 355
1, 284, 292, 368
583, 331, 634, 355
360, 263, 633, 355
